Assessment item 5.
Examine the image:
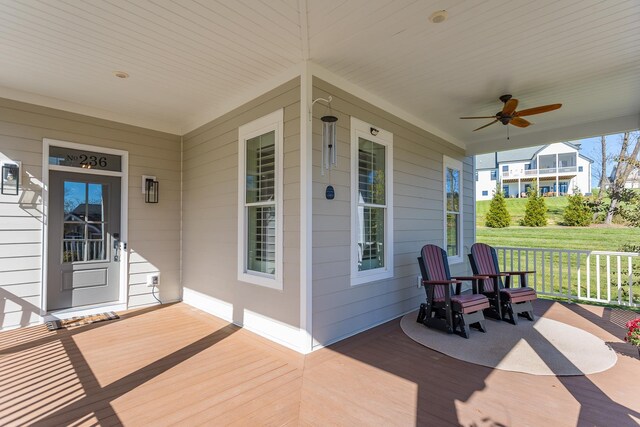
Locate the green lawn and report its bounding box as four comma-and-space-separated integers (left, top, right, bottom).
476, 226, 639, 252
476, 198, 640, 306
476, 196, 569, 226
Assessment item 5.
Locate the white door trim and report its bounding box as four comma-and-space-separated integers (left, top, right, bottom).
41, 138, 129, 315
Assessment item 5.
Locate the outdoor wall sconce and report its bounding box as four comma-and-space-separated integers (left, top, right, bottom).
370, 127, 379, 136
142, 175, 159, 204
1, 161, 20, 195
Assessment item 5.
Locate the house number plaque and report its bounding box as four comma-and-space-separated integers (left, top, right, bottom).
49, 146, 122, 172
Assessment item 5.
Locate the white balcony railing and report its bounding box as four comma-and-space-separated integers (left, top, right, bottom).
493, 246, 640, 308
503, 167, 578, 178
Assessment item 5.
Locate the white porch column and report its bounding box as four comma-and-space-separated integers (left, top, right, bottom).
518, 178, 521, 197
556, 175, 559, 196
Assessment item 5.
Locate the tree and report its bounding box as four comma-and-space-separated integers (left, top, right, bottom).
594, 135, 609, 206
605, 131, 640, 224
562, 189, 592, 226
521, 185, 547, 227
485, 187, 510, 228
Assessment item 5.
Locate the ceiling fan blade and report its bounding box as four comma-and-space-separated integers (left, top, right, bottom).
515, 104, 562, 117
473, 120, 499, 131
502, 98, 518, 115
460, 116, 498, 119
510, 117, 531, 128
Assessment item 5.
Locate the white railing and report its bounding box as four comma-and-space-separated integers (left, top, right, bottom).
558, 166, 577, 173
538, 167, 557, 174
493, 246, 640, 308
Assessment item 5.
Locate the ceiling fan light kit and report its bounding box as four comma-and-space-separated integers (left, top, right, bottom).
460, 94, 562, 132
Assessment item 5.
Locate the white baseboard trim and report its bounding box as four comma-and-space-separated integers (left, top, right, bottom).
311, 307, 417, 352
182, 287, 307, 354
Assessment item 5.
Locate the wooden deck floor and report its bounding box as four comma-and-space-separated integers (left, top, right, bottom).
1, 300, 639, 426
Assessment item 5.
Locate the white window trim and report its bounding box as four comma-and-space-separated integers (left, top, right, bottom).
237, 109, 284, 290
443, 155, 463, 264
350, 117, 394, 286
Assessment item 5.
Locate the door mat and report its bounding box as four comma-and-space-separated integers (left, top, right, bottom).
46, 312, 120, 331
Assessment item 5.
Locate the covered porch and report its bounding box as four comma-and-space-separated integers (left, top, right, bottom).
1, 300, 638, 426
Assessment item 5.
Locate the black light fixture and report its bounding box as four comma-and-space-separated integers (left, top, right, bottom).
1, 162, 20, 195
370, 127, 379, 136
144, 176, 159, 203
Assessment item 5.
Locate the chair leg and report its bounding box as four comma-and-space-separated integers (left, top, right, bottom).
417, 303, 427, 324
476, 319, 487, 333
445, 304, 454, 334
505, 303, 517, 325
459, 316, 470, 339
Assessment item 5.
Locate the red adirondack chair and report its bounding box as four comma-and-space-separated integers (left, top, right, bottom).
469, 243, 537, 324
417, 244, 490, 338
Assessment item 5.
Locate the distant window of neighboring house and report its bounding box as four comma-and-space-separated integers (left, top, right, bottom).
482, 190, 488, 196
525, 164, 531, 170
502, 165, 508, 172
237, 109, 283, 290
444, 156, 463, 263
579, 166, 583, 172
351, 117, 393, 286
490, 170, 497, 180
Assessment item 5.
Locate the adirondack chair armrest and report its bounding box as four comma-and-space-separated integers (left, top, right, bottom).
452, 275, 490, 294
422, 279, 462, 285
501, 270, 535, 287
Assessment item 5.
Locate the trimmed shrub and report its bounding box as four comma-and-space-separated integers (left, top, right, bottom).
485, 189, 510, 228
521, 186, 547, 227
562, 190, 592, 226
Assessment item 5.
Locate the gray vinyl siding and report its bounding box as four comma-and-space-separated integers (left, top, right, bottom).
182, 78, 301, 329
312, 78, 474, 347
0, 97, 181, 330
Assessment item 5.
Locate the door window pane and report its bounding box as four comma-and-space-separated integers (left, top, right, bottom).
87, 241, 106, 261
64, 181, 86, 220
63, 241, 85, 262
87, 183, 105, 222
64, 223, 85, 240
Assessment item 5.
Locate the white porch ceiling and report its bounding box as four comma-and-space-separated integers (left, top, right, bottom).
0, 0, 638, 153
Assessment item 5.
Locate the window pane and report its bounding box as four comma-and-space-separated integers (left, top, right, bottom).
64, 181, 86, 221
63, 241, 84, 262
246, 131, 275, 203
447, 213, 459, 256
87, 183, 106, 222
87, 240, 106, 261
358, 138, 385, 205
247, 205, 276, 275
446, 167, 460, 212
357, 206, 385, 271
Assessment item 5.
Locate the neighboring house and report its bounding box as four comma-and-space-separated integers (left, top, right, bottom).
475, 142, 593, 200
608, 165, 640, 189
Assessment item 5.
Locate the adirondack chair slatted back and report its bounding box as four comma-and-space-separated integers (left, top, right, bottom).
418, 245, 452, 301
470, 243, 501, 292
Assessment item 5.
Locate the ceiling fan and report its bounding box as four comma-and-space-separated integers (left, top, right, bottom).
460, 94, 562, 131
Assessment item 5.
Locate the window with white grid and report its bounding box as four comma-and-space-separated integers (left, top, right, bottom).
238, 110, 283, 289
351, 117, 393, 286
443, 156, 463, 264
